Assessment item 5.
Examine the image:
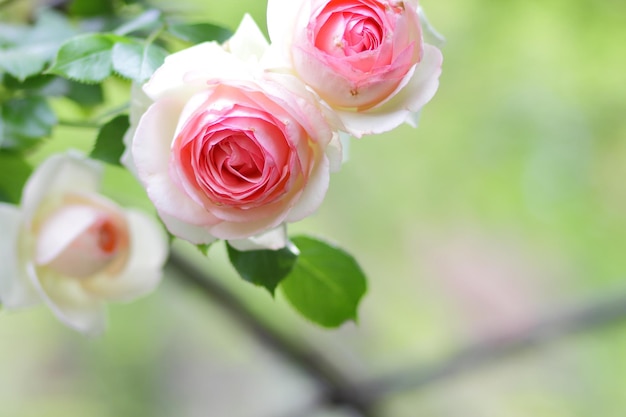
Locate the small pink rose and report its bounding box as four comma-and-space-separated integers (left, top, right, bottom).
125, 16, 339, 246
0, 152, 168, 335
268, 0, 443, 136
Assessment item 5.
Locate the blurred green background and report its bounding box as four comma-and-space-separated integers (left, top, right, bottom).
2, 0, 626, 416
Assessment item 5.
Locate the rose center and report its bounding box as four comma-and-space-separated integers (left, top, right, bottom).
344, 16, 382, 53
96, 219, 118, 255
211, 134, 264, 186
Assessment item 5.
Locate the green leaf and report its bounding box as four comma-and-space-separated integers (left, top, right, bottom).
112, 40, 167, 83
0, 96, 56, 150
0, 151, 32, 204
90, 115, 130, 165
47, 33, 120, 83
1, 73, 57, 92
227, 242, 299, 295
65, 81, 105, 107
68, 0, 114, 17
114, 9, 162, 36
167, 23, 232, 44
0, 44, 57, 81
280, 236, 367, 327
0, 11, 77, 81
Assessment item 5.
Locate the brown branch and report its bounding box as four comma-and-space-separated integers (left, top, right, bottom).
168, 248, 626, 416
166, 250, 379, 417
362, 291, 626, 399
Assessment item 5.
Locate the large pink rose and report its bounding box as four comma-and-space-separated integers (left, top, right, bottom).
267, 0, 443, 136
122, 16, 339, 247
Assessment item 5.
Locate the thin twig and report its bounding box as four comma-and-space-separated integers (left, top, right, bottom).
362, 291, 626, 399
166, 250, 379, 417
168, 248, 626, 415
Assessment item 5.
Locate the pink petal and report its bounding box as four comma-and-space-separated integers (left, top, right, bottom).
83, 209, 168, 302
132, 95, 219, 226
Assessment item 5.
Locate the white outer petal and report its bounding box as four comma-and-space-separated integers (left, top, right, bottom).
83, 209, 168, 302
143, 42, 252, 101
121, 83, 154, 175
28, 264, 106, 335
226, 14, 269, 64
159, 212, 218, 245
228, 224, 288, 251
0, 204, 39, 309
132, 96, 217, 226
143, 42, 219, 100
21, 152, 101, 224
326, 131, 349, 172
285, 154, 330, 222
267, 0, 304, 49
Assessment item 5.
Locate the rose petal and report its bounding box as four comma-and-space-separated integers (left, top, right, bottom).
121, 83, 154, 174
387, 44, 443, 113
144, 42, 253, 101
143, 42, 221, 100
132, 95, 219, 226
208, 212, 288, 240
21, 152, 101, 224
35, 205, 100, 266
337, 44, 442, 136
0, 204, 39, 309
27, 263, 106, 335
267, 0, 308, 54
286, 153, 330, 222
225, 14, 269, 64
158, 211, 218, 245
83, 209, 168, 302
227, 224, 288, 251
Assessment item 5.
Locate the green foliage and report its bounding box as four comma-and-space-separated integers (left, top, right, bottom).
47, 33, 119, 83
47, 32, 166, 84
68, 0, 115, 17
167, 23, 233, 45
280, 236, 367, 327
0, 10, 77, 81
0, 152, 32, 204
0, 96, 56, 150
113, 9, 162, 36
227, 242, 299, 295
90, 115, 130, 166
112, 40, 167, 83
2, 74, 57, 92
65, 81, 105, 107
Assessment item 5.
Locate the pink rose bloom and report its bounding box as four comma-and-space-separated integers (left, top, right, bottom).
122, 15, 340, 249
0, 152, 168, 335
267, 0, 443, 136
